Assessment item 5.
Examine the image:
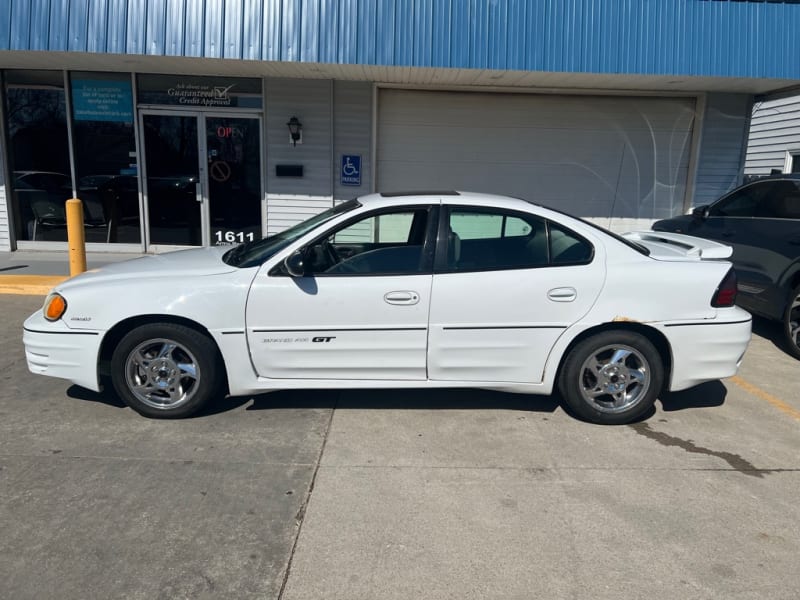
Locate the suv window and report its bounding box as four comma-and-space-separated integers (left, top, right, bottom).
710, 180, 800, 219
442, 208, 592, 272
765, 180, 800, 219
709, 181, 782, 218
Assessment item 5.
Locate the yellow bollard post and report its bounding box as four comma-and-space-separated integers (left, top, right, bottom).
65, 198, 87, 276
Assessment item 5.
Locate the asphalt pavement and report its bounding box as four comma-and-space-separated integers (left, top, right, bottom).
1, 293, 798, 600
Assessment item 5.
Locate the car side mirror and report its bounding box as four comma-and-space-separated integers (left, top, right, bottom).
692, 205, 709, 220
284, 250, 306, 277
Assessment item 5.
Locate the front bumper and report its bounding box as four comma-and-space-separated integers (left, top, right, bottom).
662, 308, 753, 392
23, 311, 103, 392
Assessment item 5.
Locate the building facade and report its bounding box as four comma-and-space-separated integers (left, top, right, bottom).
744, 93, 800, 177
1, 0, 799, 254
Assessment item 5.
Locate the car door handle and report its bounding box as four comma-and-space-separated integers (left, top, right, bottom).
721, 230, 736, 238
547, 287, 577, 302
384, 291, 420, 305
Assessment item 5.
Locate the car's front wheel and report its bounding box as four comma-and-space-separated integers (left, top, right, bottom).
558, 330, 663, 425
782, 285, 800, 360
110, 323, 225, 418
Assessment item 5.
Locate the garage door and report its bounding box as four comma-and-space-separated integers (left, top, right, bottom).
377, 90, 696, 224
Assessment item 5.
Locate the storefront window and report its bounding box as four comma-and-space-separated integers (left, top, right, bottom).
70, 72, 141, 243
3, 70, 265, 248
4, 71, 72, 242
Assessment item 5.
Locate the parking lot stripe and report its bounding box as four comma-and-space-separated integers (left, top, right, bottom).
730, 375, 800, 422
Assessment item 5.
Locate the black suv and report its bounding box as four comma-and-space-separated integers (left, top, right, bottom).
652, 175, 800, 358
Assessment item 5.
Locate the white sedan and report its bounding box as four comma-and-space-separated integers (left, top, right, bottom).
24, 192, 751, 425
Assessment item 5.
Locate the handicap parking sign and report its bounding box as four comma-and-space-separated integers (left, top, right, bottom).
341, 154, 361, 186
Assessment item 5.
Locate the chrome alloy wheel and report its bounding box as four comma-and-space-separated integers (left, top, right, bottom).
788, 293, 800, 351
577, 344, 651, 413
124, 338, 200, 410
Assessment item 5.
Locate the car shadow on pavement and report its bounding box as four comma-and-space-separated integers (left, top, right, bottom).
244, 387, 561, 413
552, 380, 728, 424
658, 380, 727, 412
66, 379, 727, 421
65, 384, 554, 415
751, 314, 793, 356
67, 384, 127, 408
66, 383, 253, 416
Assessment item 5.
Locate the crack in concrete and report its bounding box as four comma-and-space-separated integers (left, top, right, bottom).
277, 394, 339, 599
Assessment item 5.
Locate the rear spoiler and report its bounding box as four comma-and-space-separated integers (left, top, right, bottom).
621, 231, 733, 260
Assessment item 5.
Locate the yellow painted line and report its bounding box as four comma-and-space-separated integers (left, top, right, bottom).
730, 375, 800, 422
0, 275, 68, 296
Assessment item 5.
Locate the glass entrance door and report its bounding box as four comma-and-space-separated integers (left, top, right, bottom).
140, 111, 262, 249
205, 116, 262, 246
142, 113, 203, 246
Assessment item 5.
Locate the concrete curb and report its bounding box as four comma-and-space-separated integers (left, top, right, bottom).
0, 275, 69, 296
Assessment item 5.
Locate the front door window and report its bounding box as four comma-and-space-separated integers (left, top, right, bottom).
305, 209, 432, 276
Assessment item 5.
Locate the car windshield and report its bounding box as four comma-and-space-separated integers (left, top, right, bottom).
223, 199, 361, 268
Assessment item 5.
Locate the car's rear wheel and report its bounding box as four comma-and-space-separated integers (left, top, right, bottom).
558, 330, 663, 425
782, 285, 800, 360
110, 323, 224, 418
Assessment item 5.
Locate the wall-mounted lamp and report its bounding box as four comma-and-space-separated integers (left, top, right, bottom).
287, 116, 303, 146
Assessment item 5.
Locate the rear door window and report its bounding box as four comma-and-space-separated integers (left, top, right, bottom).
764, 180, 800, 220
440, 207, 592, 272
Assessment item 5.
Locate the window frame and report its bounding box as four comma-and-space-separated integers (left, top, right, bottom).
763, 179, 800, 220
708, 178, 800, 220
784, 150, 800, 174
270, 204, 439, 278
708, 179, 791, 219
434, 205, 594, 274
708, 183, 765, 218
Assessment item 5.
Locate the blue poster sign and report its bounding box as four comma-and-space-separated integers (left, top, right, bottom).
72, 79, 133, 122
341, 154, 362, 186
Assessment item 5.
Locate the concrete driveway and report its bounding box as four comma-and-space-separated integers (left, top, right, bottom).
1, 295, 798, 599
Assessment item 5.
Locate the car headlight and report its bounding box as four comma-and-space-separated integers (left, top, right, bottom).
43, 292, 67, 321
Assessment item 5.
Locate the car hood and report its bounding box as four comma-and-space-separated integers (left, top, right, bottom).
56, 246, 237, 291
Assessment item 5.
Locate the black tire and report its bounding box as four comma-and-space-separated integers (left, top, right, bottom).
782, 285, 800, 360
110, 322, 225, 419
558, 330, 663, 425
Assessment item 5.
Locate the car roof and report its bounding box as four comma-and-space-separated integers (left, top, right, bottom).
359, 190, 538, 211
355, 191, 601, 234
741, 173, 800, 184
712, 174, 800, 203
